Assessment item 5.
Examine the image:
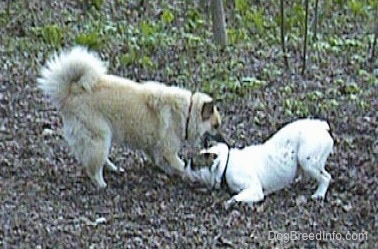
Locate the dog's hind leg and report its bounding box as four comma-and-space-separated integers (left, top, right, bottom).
299, 154, 332, 199
302, 166, 331, 199
77, 132, 112, 188
81, 140, 110, 188
64, 118, 112, 188
313, 170, 331, 199
224, 187, 265, 209
298, 129, 334, 199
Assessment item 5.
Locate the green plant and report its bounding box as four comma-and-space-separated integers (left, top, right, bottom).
235, 0, 249, 15
33, 24, 63, 47
184, 8, 205, 32
337, 80, 362, 95
161, 9, 175, 24
283, 99, 310, 116
75, 32, 102, 50
306, 90, 324, 101
349, 0, 365, 16
227, 28, 248, 44
79, 0, 103, 10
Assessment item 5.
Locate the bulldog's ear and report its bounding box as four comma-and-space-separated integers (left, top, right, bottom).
203, 152, 218, 161
201, 101, 214, 120
200, 148, 210, 154
200, 146, 219, 156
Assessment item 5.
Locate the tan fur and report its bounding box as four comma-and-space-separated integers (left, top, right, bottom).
38, 46, 221, 188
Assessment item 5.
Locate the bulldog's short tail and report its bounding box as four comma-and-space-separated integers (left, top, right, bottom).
37, 46, 107, 108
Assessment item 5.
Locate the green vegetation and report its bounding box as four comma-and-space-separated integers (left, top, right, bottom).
0, 0, 376, 118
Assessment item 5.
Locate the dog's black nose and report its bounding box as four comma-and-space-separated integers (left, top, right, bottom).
214, 123, 220, 129
203, 131, 227, 146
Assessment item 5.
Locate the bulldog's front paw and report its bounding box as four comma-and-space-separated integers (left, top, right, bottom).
223, 198, 236, 210
182, 159, 194, 180
311, 193, 325, 201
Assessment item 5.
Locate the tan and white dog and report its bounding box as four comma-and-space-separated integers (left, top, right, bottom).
38, 46, 221, 188
186, 119, 334, 208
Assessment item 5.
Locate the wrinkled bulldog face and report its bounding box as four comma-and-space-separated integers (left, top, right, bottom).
186, 142, 229, 189
190, 151, 219, 172
186, 150, 219, 189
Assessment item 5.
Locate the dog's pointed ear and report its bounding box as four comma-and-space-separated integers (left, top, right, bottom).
201, 101, 214, 120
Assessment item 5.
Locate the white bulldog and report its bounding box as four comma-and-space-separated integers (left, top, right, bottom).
186, 119, 334, 208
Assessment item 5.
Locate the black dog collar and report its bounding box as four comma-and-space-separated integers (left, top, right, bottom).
185, 94, 193, 141
220, 144, 232, 194
202, 132, 233, 194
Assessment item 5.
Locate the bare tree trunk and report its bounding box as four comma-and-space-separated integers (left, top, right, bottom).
313, 0, 319, 42
301, 0, 309, 75
280, 0, 289, 69
369, 8, 377, 65
210, 0, 227, 46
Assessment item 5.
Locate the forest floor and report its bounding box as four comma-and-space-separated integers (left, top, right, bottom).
1, 0, 377, 248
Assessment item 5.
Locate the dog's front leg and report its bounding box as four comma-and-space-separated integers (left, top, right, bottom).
164, 153, 185, 173
151, 149, 185, 175
105, 158, 125, 173
224, 187, 265, 209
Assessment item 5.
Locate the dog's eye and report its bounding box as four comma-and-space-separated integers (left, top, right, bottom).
204, 153, 212, 159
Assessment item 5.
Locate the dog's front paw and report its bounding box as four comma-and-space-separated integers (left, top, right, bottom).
223, 198, 236, 210
182, 159, 197, 181
105, 159, 125, 173
183, 158, 192, 172
184, 157, 191, 166
311, 193, 325, 201
180, 170, 194, 182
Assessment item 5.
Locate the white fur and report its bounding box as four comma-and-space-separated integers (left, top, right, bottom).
38, 46, 107, 107
186, 119, 334, 208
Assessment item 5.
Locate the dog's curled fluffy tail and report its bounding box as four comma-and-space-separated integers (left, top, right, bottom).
37, 46, 107, 108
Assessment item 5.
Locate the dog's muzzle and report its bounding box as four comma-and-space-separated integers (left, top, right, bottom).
202, 131, 229, 149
